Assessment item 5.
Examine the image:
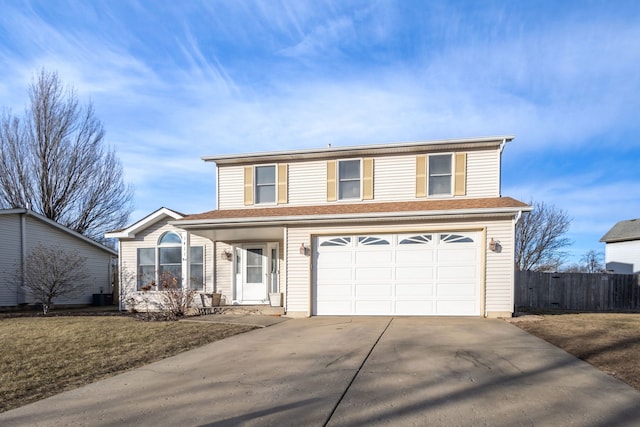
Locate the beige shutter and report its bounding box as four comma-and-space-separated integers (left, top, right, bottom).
454, 152, 467, 196
326, 160, 337, 202
277, 163, 288, 204
415, 155, 426, 197
363, 158, 374, 200
243, 166, 254, 206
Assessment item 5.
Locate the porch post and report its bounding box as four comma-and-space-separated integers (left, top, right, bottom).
182, 231, 191, 289
283, 225, 288, 312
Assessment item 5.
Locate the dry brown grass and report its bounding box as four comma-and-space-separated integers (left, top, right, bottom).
0, 316, 256, 413
514, 313, 640, 390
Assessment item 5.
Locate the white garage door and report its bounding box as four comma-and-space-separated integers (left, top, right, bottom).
313, 232, 481, 316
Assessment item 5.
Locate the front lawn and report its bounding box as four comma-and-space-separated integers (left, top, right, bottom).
513, 313, 640, 391
0, 316, 256, 413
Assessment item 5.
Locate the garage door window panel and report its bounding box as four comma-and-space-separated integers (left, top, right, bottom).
399, 234, 433, 245
440, 233, 474, 243
320, 237, 352, 247
358, 236, 390, 246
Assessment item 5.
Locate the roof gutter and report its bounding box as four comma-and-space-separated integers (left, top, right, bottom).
173, 206, 531, 229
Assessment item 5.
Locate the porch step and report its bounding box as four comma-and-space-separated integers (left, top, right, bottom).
214, 305, 285, 316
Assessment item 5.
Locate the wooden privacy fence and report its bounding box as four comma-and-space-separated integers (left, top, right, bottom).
515, 271, 640, 312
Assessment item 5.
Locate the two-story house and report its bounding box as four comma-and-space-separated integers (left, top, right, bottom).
107, 136, 530, 317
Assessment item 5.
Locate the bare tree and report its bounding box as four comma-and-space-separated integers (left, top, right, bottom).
515, 200, 572, 271
17, 244, 90, 314
0, 69, 133, 242
580, 250, 604, 273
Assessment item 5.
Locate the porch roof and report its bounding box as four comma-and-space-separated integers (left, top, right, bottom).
175, 197, 530, 229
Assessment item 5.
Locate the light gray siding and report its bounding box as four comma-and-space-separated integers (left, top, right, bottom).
0, 212, 116, 308
0, 215, 23, 306
24, 216, 114, 305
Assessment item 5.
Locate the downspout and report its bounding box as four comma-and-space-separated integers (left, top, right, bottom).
514, 210, 523, 225
512, 210, 523, 316
498, 138, 507, 197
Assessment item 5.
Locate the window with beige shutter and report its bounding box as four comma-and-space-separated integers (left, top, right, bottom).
326, 160, 337, 202
416, 153, 467, 197
415, 155, 427, 197
243, 166, 254, 205
363, 158, 374, 200
244, 164, 288, 205
454, 153, 467, 196
277, 163, 288, 204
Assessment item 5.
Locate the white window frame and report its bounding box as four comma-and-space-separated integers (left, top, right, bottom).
254, 164, 277, 205
427, 153, 453, 197
135, 231, 205, 291
338, 158, 362, 201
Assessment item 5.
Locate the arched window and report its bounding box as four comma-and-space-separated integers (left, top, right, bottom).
158, 232, 182, 287
136, 231, 204, 291
159, 232, 182, 245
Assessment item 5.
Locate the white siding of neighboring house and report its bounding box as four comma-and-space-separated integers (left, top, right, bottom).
605, 241, 640, 274
0, 214, 23, 306
118, 219, 214, 311
217, 149, 502, 209
24, 216, 115, 306
284, 217, 515, 317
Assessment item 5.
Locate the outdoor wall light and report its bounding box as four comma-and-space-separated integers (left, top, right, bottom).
221, 249, 233, 261
299, 243, 310, 256
489, 238, 501, 252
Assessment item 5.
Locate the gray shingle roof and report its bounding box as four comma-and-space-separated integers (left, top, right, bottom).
600, 218, 640, 243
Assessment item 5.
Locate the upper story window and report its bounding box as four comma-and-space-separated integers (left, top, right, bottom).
338, 159, 361, 200
255, 165, 276, 204
428, 154, 453, 196
326, 158, 374, 202
244, 164, 287, 206
416, 153, 466, 198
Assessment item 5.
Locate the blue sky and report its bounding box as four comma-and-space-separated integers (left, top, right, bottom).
1, 0, 639, 264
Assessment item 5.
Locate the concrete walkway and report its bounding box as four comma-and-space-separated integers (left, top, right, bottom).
3, 317, 640, 426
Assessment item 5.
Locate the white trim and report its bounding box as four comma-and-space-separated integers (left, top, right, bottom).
105, 207, 183, 239
174, 207, 531, 229
427, 152, 453, 197
337, 158, 363, 201
202, 135, 515, 165
254, 164, 278, 206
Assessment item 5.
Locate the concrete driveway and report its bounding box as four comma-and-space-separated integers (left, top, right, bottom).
3, 317, 640, 426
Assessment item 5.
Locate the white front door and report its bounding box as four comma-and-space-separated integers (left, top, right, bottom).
239, 245, 269, 303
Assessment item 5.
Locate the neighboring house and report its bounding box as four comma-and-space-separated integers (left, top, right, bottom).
108, 135, 530, 317
0, 208, 118, 309
600, 219, 640, 274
